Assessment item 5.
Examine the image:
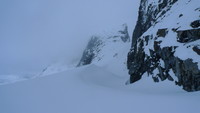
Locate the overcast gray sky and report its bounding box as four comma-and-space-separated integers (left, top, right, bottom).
0, 0, 140, 75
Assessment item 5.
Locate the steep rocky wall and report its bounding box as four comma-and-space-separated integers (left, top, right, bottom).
127, 0, 200, 92
131, 0, 178, 46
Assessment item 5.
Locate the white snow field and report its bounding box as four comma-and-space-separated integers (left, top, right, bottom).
0, 64, 200, 113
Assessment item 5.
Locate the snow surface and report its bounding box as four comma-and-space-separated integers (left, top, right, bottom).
0, 0, 199, 113
0, 64, 200, 113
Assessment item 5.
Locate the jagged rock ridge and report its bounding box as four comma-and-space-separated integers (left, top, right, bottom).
127, 0, 200, 92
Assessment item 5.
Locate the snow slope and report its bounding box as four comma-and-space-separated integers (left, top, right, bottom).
0, 64, 200, 113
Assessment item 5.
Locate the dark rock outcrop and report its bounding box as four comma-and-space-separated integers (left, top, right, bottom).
127, 0, 200, 92
193, 46, 200, 55
191, 20, 200, 28
177, 28, 200, 43
118, 24, 130, 42
77, 36, 103, 66
157, 28, 168, 37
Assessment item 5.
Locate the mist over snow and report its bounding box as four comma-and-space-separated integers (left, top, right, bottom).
0, 0, 140, 75
0, 0, 200, 113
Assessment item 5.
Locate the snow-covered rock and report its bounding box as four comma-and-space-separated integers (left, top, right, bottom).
127, 0, 200, 92
40, 24, 131, 78
77, 24, 131, 76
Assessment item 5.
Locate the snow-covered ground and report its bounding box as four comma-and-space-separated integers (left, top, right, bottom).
0, 0, 199, 113
0, 64, 200, 113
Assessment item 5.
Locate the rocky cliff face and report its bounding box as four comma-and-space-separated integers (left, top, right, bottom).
127, 0, 200, 92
